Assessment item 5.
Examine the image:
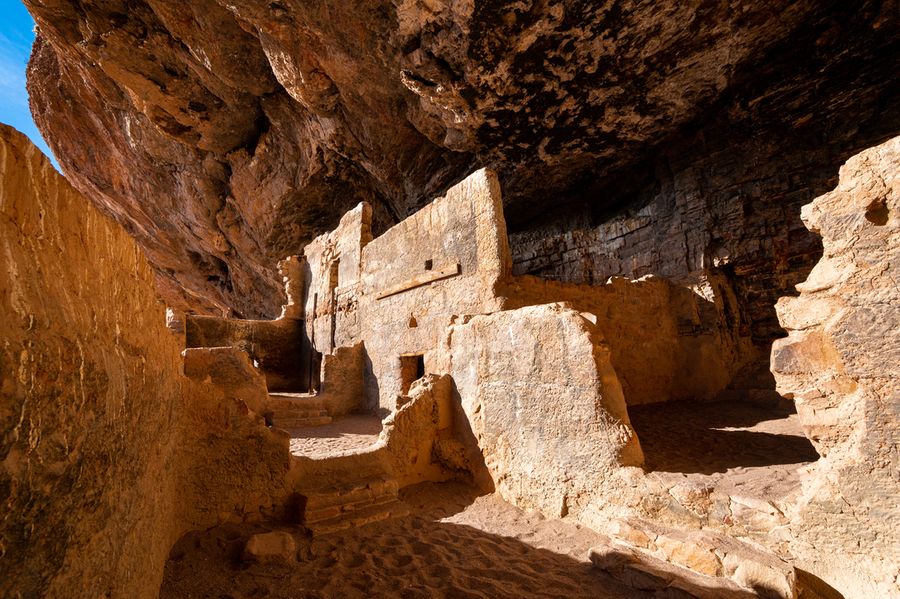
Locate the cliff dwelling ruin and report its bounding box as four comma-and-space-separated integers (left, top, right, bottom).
1, 2, 898, 599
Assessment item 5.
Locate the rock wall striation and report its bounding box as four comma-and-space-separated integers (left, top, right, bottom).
0, 124, 184, 597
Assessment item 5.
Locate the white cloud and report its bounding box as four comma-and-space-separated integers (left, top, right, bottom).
0, 30, 30, 108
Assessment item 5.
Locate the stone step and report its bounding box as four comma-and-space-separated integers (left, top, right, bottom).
305, 493, 399, 524
306, 498, 409, 536
299, 477, 406, 536
590, 540, 758, 599
596, 519, 797, 598
267, 394, 327, 411
304, 477, 400, 513
271, 408, 330, 419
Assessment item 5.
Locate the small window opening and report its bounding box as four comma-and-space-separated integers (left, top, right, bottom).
424, 259, 433, 270
399, 354, 426, 394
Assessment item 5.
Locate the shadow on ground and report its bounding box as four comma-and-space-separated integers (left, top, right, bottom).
629, 399, 819, 475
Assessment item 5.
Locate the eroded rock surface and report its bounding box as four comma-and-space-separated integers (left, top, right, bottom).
0, 125, 289, 598
771, 136, 900, 597
0, 124, 184, 597
23, 0, 900, 327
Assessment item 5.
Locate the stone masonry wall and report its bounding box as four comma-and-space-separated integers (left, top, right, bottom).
185, 315, 308, 391
303, 169, 511, 411
356, 168, 511, 409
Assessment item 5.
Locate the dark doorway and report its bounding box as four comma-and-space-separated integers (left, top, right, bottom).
329, 258, 340, 351
400, 354, 425, 395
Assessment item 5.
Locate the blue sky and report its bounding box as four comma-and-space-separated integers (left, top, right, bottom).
0, 1, 58, 169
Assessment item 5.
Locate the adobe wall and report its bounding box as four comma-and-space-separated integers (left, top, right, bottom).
185, 315, 309, 391
771, 136, 900, 598
356, 169, 512, 409
301, 166, 761, 409
302, 203, 373, 354
303, 169, 512, 410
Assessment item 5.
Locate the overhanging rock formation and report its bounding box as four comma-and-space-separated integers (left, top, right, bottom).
22, 0, 900, 347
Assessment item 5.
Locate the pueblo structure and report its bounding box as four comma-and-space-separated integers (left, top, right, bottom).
2, 2, 899, 599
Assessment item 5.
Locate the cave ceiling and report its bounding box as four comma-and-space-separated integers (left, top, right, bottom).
23, 0, 899, 317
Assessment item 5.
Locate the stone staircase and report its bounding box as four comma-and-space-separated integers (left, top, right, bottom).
300, 475, 409, 536
267, 392, 332, 427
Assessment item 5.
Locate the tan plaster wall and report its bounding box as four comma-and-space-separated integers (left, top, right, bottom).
318, 342, 366, 417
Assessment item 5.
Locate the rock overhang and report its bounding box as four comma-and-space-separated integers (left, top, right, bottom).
21, 0, 900, 317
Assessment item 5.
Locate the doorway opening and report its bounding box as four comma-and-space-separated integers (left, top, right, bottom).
328, 258, 340, 350
399, 354, 425, 395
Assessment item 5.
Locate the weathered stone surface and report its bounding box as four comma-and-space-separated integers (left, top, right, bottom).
318, 342, 366, 418
185, 314, 309, 391
589, 540, 763, 599
500, 274, 755, 405
771, 136, 900, 598
182, 346, 269, 417
598, 519, 799, 598
0, 124, 184, 598
301, 167, 753, 411
303, 168, 510, 411
22, 0, 899, 324
439, 303, 643, 517
0, 125, 291, 598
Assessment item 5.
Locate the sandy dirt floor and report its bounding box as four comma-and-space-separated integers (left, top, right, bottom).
160, 482, 651, 599
629, 399, 820, 504
288, 414, 383, 457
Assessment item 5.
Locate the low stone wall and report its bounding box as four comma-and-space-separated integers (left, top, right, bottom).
186, 314, 308, 391
771, 136, 900, 598
287, 374, 471, 490
500, 275, 755, 405
179, 348, 291, 528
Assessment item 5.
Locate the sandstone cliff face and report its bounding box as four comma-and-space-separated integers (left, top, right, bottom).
0, 125, 290, 598
0, 124, 184, 597
771, 136, 899, 598
23, 0, 900, 331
